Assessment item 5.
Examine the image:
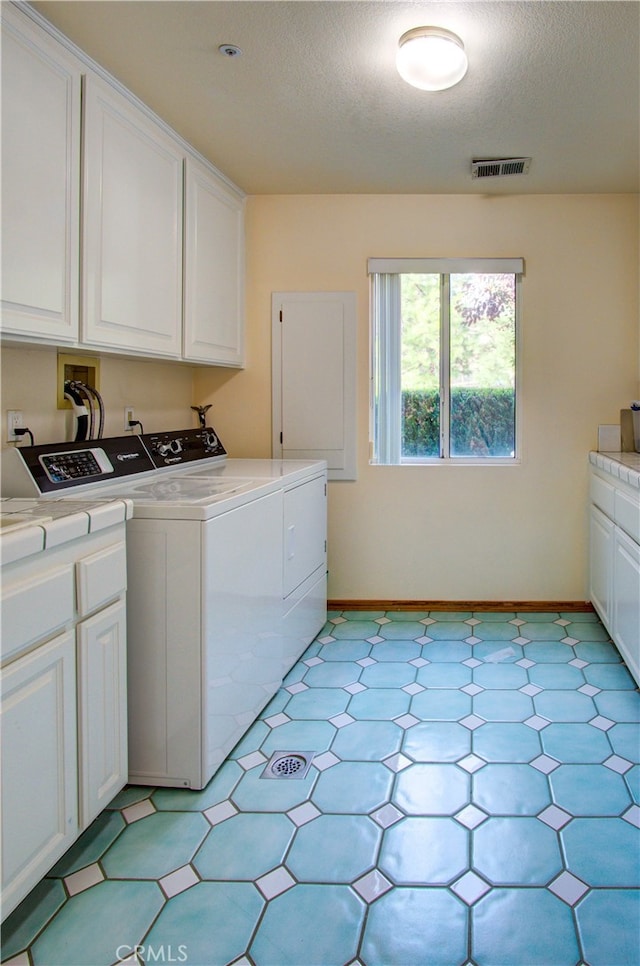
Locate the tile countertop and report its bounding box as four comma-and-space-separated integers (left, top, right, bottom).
589, 451, 640, 490
0, 498, 133, 566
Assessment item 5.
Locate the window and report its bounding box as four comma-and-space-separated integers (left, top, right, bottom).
369, 257, 523, 464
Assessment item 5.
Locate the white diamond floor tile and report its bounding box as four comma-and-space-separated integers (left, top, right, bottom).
402, 682, 425, 695
344, 682, 367, 694
457, 754, 486, 773
549, 871, 590, 905
383, 753, 412, 772
578, 684, 600, 696
287, 801, 321, 826
538, 805, 572, 830
285, 681, 309, 694
531, 754, 561, 774
122, 798, 156, 824
159, 864, 199, 898
352, 869, 393, 903
256, 866, 296, 900
604, 754, 633, 774
622, 804, 640, 828
462, 683, 484, 696
204, 800, 238, 826
371, 803, 404, 828
264, 712, 291, 729
455, 804, 489, 829
520, 683, 543, 696
238, 751, 267, 771
451, 871, 491, 905
312, 750, 341, 770
328, 713, 355, 729
63, 863, 104, 897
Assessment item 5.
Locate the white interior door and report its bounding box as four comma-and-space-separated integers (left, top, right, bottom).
272, 292, 357, 480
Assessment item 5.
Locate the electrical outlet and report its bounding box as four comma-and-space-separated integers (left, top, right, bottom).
7, 410, 23, 442
124, 406, 135, 432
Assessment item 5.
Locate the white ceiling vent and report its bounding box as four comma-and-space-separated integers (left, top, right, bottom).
472, 158, 532, 179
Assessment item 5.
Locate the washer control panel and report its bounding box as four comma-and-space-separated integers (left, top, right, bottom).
142, 428, 226, 467
7, 436, 156, 494
3, 427, 228, 496
40, 448, 114, 484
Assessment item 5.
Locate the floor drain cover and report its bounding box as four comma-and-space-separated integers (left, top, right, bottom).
261, 751, 315, 780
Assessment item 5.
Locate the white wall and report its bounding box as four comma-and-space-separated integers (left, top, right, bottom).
195, 192, 639, 602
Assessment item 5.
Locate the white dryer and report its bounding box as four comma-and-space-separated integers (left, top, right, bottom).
3, 428, 327, 788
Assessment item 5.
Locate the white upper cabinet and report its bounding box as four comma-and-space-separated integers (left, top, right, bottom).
183, 156, 245, 366
0, 5, 81, 343
82, 74, 183, 358
1, 6, 245, 363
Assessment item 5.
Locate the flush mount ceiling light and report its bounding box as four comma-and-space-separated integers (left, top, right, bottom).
396, 26, 468, 91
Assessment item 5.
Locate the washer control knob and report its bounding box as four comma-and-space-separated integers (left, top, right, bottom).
156, 442, 172, 457
203, 430, 219, 451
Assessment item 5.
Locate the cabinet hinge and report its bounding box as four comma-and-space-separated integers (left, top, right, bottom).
324, 483, 327, 496
324, 540, 327, 553
279, 310, 283, 322
280, 431, 283, 444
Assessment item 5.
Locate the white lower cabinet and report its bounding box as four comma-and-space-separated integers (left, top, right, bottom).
1, 631, 78, 917
77, 599, 127, 829
1, 522, 128, 920
612, 526, 640, 685
589, 503, 614, 629
589, 461, 640, 685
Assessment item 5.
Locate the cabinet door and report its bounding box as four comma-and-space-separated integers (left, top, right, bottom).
77, 599, 127, 828
183, 156, 245, 366
1, 631, 77, 920
82, 74, 183, 357
0, 6, 80, 343
612, 527, 640, 686
283, 475, 327, 598
589, 503, 614, 629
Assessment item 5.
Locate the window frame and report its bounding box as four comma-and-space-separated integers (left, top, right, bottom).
369, 258, 523, 466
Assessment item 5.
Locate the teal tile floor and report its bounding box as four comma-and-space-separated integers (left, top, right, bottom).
2, 610, 639, 966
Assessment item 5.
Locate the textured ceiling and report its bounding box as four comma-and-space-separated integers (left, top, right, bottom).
30, 0, 640, 195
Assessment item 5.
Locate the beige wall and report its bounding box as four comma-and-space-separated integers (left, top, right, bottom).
2, 194, 637, 602
196, 193, 639, 602
1, 344, 194, 443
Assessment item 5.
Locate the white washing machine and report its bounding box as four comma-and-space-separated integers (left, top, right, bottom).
3, 428, 327, 789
